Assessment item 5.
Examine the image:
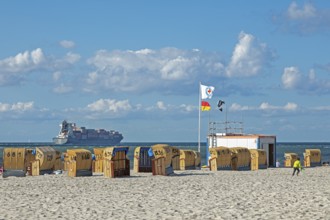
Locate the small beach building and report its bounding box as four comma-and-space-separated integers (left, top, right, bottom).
207, 133, 276, 168
207, 121, 276, 167
207, 134, 276, 167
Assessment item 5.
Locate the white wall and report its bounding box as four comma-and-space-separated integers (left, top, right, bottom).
215, 138, 258, 149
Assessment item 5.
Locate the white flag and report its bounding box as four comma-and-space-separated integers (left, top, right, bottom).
200, 84, 215, 99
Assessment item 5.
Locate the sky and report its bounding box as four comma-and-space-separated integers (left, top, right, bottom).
1, 1, 330, 143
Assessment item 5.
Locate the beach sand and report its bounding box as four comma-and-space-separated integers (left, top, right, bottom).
1, 167, 330, 220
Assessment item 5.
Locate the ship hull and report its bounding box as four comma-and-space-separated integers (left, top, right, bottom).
53, 137, 123, 146
66, 137, 123, 146
53, 137, 68, 145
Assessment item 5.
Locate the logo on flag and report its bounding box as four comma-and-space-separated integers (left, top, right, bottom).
201, 101, 211, 111
200, 84, 215, 99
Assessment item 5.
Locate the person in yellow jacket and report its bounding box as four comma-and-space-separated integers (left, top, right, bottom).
292, 158, 302, 176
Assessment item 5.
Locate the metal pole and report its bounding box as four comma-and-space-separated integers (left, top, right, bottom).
198, 82, 201, 152
225, 102, 228, 134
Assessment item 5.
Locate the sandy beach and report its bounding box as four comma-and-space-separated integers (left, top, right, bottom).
1, 167, 330, 220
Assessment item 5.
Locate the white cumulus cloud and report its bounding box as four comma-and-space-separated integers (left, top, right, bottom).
160, 56, 192, 80
85, 42, 274, 94
53, 83, 73, 94
0, 102, 34, 112
229, 102, 298, 112
274, 2, 330, 34
0, 48, 82, 86
85, 47, 225, 94
226, 31, 275, 77
284, 102, 298, 111
11, 102, 34, 111
86, 99, 132, 113
53, 52, 81, 68
0, 48, 45, 73
0, 103, 10, 112
230, 103, 251, 111
312, 106, 330, 111
287, 2, 316, 20
179, 104, 196, 112
156, 101, 167, 110
60, 40, 75, 48
281, 67, 330, 94
259, 102, 298, 111
52, 71, 62, 81
259, 102, 276, 110
64, 52, 81, 64
281, 66, 301, 89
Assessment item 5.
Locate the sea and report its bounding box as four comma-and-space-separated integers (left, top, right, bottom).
1, 142, 330, 167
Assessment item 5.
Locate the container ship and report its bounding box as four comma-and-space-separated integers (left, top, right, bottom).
53, 120, 123, 145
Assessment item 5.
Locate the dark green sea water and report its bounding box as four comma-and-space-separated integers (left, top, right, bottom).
0, 142, 329, 167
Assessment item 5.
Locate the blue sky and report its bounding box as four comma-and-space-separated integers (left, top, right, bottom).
1, 1, 330, 142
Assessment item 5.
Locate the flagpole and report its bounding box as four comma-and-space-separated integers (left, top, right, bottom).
198, 82, 201, 153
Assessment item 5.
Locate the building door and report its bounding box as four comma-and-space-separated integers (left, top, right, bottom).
268, 144, 274, 167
